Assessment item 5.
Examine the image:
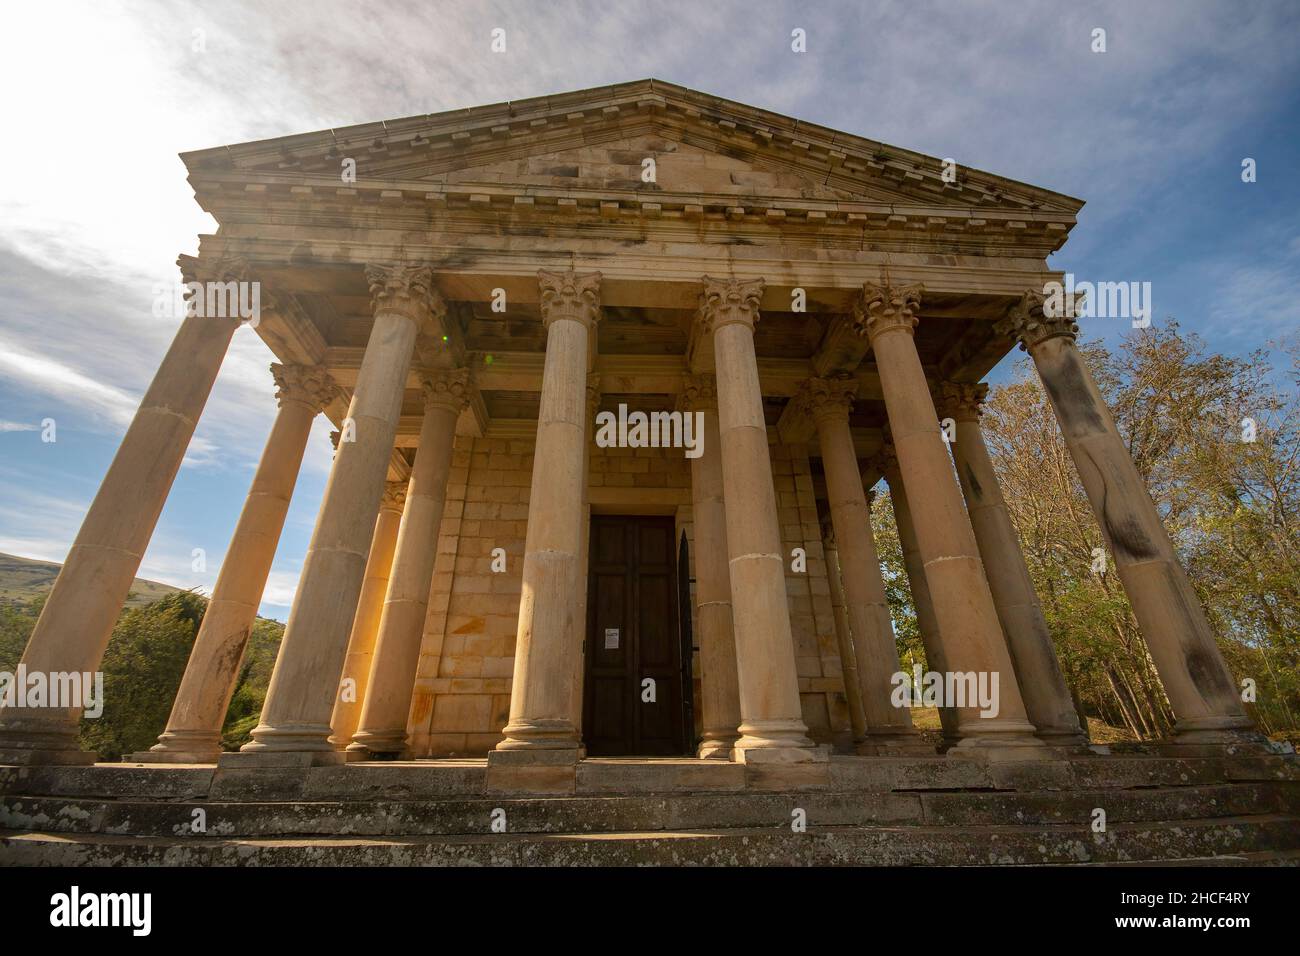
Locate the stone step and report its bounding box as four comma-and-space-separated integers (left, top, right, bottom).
2, 783, 1293, 838
3, 754, 1295, 802
3, 815, 1297, 866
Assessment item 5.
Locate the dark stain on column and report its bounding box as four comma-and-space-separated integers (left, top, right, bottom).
963, 461, 984, 502
1079, 446, 1159, 562
1039, 349, 1105, 435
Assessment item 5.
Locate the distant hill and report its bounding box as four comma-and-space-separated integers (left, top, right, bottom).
0, 552, 181, 607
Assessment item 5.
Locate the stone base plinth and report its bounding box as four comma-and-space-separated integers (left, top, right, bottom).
733, 743, 830, 789
485, 748, 579, 794
218, 750, 348, 769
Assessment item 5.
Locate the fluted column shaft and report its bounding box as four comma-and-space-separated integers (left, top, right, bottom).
350, 370, 469, 755
0, 268, 242, 765
801, 378, 924, 753
146, 364, 333, 762
700, 277, 814, 760
996, 294, 1256, 746
684, 375, 742, 758
938, 382, 1087, 745
856, 282, 1044, 759
329, 484, 405, 748
239, 263, 433, 760
497, 270, 601, 752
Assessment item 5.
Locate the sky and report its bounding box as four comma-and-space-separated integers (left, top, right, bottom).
0, 0, 1296, 620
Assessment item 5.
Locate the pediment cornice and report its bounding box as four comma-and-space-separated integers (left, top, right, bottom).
181, 79, 1084, 229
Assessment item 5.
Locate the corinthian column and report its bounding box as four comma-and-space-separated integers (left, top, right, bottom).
822, 520, 868, 745
329, 482, 405, 749
349, 369, 471, 756
494, 270, 600, 756
141, 363, 335, 763
569, 373, 600, 750
995, 292, 1261, 750
797, 376, 928, 754
0, 258, 245, 765
234, 262, 434, 763
935, 381, 1087, 746
682, 373, 742, 758
855, 281, 1046, 760
698, 277, 817, 764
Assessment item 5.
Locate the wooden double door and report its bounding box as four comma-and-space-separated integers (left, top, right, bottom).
583, 515, 693, 756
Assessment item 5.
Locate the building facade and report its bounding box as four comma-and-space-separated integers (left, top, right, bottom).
0, 80, 1263, 786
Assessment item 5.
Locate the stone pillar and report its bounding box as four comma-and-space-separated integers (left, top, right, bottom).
0, 261, 244, 766
141, 363, 335, 763
821, 520, 868, 745
349, 369, 471, 756
698, 277, 817, 766
854, 282, 1045, 760
935, 381, 1088, 746
994, 292, 1260, 750
682, 374, 742, 758
799, 376, 927, 754
494, 270, 600, 757
235, 262, 434, 763
877, 448, 959, 746
328, 482, 405, 749
568, 373, 600, 750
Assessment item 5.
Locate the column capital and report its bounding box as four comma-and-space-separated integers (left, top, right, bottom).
538, 269, 602, 329
853, 281, 923, 341
679, 372, 719, 412
795, 374, 858, 424
365, 262, 446, 327
697, 276, 764, 334
419, 367, 473, 413
993, 290, 1080, 351
934, 380, 989, 422
821, 517, 837, 547
271, 363, 337, 413
869, 441, 899, 480
380, 481, 407, 513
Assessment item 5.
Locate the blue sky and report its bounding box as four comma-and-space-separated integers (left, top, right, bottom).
1, 0, 1297, 620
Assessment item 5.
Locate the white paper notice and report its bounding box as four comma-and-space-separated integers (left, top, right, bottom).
604, 628, 620, 649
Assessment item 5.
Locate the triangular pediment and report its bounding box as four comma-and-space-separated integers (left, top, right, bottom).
182, 79, 1083, 216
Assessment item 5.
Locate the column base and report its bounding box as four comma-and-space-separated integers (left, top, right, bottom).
494, 717, 581, 752
485, 747, 579, 794
345, 730, 408, 757
946, 719, 1053, 762
1156, 719, 1282, 757
128, 730, 222, 764
0, 719, 97, 766
236, 722, 340, 762
697, 732, 739, 759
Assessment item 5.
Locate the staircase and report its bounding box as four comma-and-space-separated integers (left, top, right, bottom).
2, 754, 1297, 866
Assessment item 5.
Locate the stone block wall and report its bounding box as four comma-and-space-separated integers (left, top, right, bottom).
404, 426, 853, 757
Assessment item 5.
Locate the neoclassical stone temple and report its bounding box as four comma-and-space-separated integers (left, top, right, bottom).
0, 80, 1267, 793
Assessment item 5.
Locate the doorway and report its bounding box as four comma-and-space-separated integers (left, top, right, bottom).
583, 515, 691, 756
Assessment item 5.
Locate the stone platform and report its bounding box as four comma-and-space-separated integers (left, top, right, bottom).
2, 753, 1298, 866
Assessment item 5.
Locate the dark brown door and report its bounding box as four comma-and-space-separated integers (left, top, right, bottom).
584, 515, 687, 756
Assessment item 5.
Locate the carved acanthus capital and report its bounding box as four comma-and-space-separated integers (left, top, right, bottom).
933, 381, 989, 422
795, 375, 858, 424
697, 277, 764, 334
419, 367, 473, 413
853, 282, 923, 340
993, 290, 1079, 351
365, 262, 444, 327
271, 363, 337, 413
380, 481, 408, 512
869, 442, 899, 480
679, 373, 719, 412
538, 269, 602, 329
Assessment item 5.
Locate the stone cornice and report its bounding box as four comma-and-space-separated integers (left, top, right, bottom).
697, 276, 764, 334
183, 79, 1082, 219
538, 269, 602, 328
270, 363, 336, 413
853, 281, 923, 341
993, 289, 1080, 350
